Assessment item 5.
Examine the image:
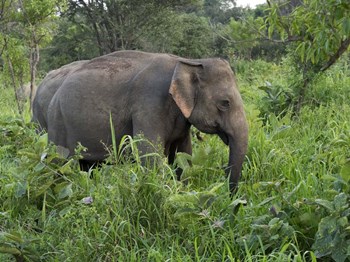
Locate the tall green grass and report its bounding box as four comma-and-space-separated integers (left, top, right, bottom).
0, 62, 349, 261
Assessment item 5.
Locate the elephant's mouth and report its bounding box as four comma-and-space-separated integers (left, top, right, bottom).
217, 131, 229, 145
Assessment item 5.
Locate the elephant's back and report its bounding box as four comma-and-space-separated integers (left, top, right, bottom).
32, 60, 88, 129
35, 60, 88, 101
74, 51, 175, 77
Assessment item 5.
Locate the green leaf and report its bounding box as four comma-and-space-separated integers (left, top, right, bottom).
34, 162, 45, 172
58, 159, 74, 174
258, 85, 272, 93
59, 206, 72, 217
299, 212, 319, 227
35, 180, 54, 198
174, 207, 199, 218
167, 193, 198, 207
1, 232, 23, 243
0, 245, 21, 255
308, 251, 317, 262
198, 193, 216, 209
57, 183, 73, 200
36, 133, 48, 149
40, 152, 47, 162
174, 152, 192, 170
331, 241, 349, 262
333, 193, 348, 212
296, 42, 306, 62
191, 147, 209, 165
345, 226, 350, 232
229, 198, 247, 208
337, 217, 348, 227
340, 160, 350, 182
315, 199, 334, 211
268, 217, 281, 227
109, 113, 117, 160
321, 174, 338, 181
14, 181, 27, 198
313, 216, 338, 258
271, 125, 292, 140
257, 196, 276, 207
342, 17, 350, 36
208, 183, 224, 194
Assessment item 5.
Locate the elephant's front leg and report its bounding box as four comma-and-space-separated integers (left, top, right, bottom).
168, 132, 192, 180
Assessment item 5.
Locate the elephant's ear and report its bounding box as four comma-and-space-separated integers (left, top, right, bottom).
169, 60, 203, 119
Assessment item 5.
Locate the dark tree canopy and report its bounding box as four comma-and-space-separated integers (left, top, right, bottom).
64, 0, 202, 55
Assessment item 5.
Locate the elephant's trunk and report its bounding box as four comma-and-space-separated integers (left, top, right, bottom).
226, 116, 248, 194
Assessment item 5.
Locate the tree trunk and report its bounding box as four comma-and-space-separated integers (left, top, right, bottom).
6, 56, 23, 115
29, 35, 39, 112
295, 77, 308, 114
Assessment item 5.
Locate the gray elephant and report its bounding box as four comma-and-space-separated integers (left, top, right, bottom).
33, 51, 248, 193
32, 60, 87, 131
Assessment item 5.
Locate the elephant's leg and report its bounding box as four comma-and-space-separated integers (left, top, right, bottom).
168, 132, 192, 180
79, 159, 102, 172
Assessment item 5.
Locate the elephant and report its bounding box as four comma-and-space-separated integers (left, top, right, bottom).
32, 60, 88, 131
33, 50, 248, 193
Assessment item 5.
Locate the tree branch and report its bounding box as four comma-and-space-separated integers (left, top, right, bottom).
321, 37, 350, 72
210, 20, 302, 45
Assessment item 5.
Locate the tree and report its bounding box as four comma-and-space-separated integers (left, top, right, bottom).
40, 17, 99, 71
265, 0, 350, 112
65, 0, 201, 55
17, 0, 67, 109
0, 0, 67, 114
202, 0, 244, 24
228, 15, 264, 59
137, 13, 214, 58
40, 0, 220, 67
205, 2, 287, 61
0, 0, 29, 114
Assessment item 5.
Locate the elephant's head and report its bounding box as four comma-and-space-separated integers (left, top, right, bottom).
169, 58, 248, 193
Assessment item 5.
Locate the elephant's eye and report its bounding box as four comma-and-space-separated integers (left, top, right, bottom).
217, 99, 230, 111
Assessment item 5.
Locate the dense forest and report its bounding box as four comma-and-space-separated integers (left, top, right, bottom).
0, 0, 349, 261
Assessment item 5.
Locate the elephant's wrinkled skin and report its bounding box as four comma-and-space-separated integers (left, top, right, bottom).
33, 51, 248, 193
32, 60, 88, 131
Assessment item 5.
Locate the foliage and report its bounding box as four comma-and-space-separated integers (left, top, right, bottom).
235, 52, 350, 120
40, 0, 223, 69
264, 0, 350, 112
65, 0, 201, 55
258, 81, 293, 118
266, 0, 350, 70
0, 0, 67, 114
140, 13, 215, 58
214, 2, 288, 61
0, 1, 30, 114
228, 15, 265, 59
0, 38, 29, 86
201, 0, 244, 24
233, 58, 292, 117
312, 193, 350, 262
39, 17, 99, 71
171, 14, 215, 58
